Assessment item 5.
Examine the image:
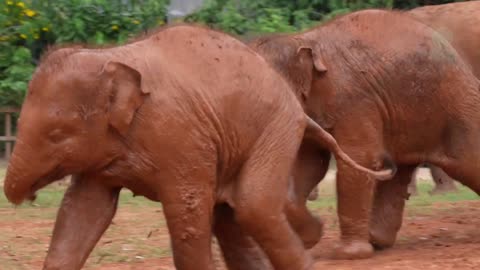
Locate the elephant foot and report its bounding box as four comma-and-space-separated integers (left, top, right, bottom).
369, 229, 396, 250
331, 240, 374, 260
307, 187, 319, 201
302, 214, 324, 249
407, 188, 418, 197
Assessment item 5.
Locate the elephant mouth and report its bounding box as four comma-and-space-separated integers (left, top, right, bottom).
28, 166, 68, 201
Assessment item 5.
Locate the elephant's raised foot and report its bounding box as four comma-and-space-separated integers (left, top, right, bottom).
369, 229, 396, 250
331, 240, 374, 260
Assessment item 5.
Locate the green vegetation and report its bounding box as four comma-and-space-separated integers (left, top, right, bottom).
1, 177, 476, 212
0, 185, 158, 211
0, 0, 467, 109
306, 180, 478, 211
0, 0, 169, 109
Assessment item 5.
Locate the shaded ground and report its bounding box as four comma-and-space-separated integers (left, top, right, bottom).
0, 167, 479, 269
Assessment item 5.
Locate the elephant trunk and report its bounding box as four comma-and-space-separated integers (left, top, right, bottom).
3, 140, 57, 205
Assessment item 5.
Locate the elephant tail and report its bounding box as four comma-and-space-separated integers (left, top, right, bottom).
304, 116, 396, 181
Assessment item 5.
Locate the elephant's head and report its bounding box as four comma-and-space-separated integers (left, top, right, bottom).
249, 35, 328, 107
4, 48, 149, 205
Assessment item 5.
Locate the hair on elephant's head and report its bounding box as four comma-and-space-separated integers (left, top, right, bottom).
3, 48, 149, 205
249, 35, 328, 105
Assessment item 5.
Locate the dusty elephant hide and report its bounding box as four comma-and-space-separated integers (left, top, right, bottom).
250, 9, 480, 260
405, 0, 480, 196
3, 24, 393, 270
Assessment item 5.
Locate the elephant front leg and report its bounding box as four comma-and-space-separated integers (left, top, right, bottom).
370, 166, 414, 249
161, 175, 216, 270
43, 175, 120, 270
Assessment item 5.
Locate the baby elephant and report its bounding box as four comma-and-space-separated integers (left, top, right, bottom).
3, 25, 391, 270
250, 9, 480, 260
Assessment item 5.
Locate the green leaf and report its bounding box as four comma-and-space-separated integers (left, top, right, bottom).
12, 47, 32, 64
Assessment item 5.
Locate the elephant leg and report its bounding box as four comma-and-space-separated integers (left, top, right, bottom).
285, 141, 330, 248
213, 204, 272, 270
433, 129, 480, 196
161, 172, 216, 270
307, 186, 319, 201
369, 166, 415, 249
331, 125, 386, 260
407, 167, 419, 196
43, 174, 120, 270
428, 164, 458, 195
234, 134, 313, 270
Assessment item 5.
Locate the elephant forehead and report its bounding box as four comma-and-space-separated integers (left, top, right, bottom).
29, 69, 103, 104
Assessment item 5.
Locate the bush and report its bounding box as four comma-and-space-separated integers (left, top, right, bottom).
185, 0, 399, 35
0, 1, 48, 107
185, 0, 469, 36
36, 0, 168, 45
0, 0, 467, 108
0, 0, 169, 108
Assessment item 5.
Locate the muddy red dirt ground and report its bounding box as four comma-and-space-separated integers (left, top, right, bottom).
1, 199, 480, 269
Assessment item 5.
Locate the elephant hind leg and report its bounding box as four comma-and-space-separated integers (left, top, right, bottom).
213, 203, 272, 270
407, 167, 419, 196
370, 165, 416, 249
233, 131, 313, 269
428, 164, 458, 195
287, 142, 330, 248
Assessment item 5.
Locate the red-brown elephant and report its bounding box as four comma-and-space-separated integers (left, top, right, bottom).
404, 0, 480, 197
250, 9, 480, 260
3, 24, 392, 270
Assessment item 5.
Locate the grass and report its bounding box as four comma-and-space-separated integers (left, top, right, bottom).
0, 185, 159, 209
307, 179, 478, 212
0, 176, 478, 212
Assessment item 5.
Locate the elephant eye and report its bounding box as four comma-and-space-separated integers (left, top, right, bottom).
48, 129, 67, 143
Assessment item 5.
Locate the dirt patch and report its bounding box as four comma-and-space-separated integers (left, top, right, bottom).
309, 201, 480, 269
1, 201, 480, 269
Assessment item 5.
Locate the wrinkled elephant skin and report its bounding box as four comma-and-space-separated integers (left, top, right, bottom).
404, 0, 480, 197
408, 1, 480, 79
3, 24, 393, 270
250, 9, 480, 259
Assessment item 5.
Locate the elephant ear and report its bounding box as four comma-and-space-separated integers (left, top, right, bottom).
297, 46, 328, 73
101, 61, 149, 136
295, 46, 327, 102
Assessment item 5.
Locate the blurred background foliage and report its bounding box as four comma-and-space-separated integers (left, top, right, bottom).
0, 0, 168, 107
0, 0, 468, 108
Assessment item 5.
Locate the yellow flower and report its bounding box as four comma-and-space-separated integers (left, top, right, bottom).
24, 9, 36, 17
0, 36, 10, 41
7, 1, 13, 5
20, 33, 27, 39
16, 2, 25, 8
42, 27, 49, 32
132, 19, 140, 25
33, 34, 39, 40
111, 25, 119, 30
